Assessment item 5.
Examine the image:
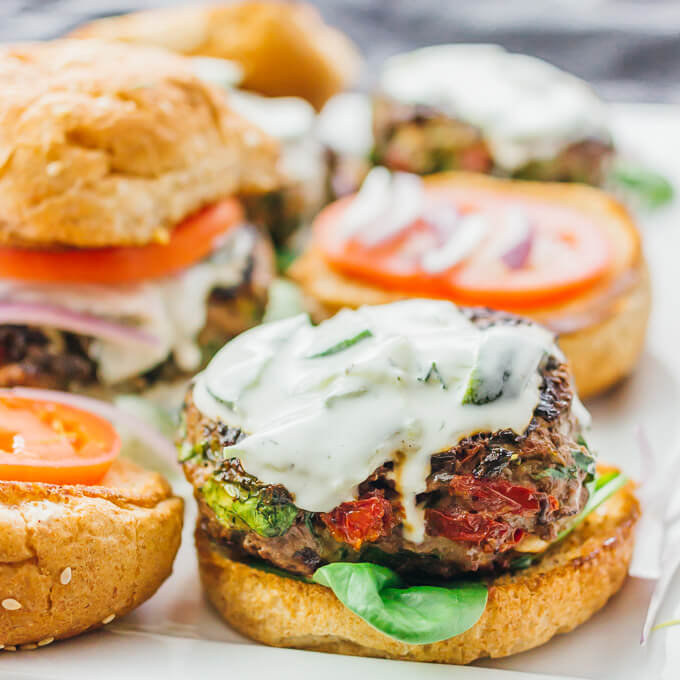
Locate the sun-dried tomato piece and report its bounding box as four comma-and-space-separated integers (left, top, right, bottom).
449, 475, 542, 514
320, 494, 398, 549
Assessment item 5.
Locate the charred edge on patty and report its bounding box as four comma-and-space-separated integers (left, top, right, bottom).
371, 96, 614, 185
0, 224, 271, 392
182, 309, 595, 579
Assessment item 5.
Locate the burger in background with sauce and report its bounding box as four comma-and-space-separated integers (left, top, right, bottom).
0, 389, 183, 649
290, 169, 650, 398
179, 299, 638, 664
0, 40, 279, 394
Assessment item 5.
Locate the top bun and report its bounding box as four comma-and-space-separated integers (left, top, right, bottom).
69, 2, 362, 111
0, 39, 279, 248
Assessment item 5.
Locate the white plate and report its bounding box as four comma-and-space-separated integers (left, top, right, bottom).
4, 103, 680, 680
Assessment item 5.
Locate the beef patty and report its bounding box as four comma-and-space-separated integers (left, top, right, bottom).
181, 309, 594, 578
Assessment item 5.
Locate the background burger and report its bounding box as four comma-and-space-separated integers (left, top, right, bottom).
0, 39, 280, 394
180, 299, 638, 664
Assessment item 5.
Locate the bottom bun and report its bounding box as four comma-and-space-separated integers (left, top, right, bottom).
0, 458, 183, 648
196, 482, 638, 665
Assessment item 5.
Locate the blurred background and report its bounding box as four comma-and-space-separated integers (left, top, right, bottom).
1, 0, 679, 103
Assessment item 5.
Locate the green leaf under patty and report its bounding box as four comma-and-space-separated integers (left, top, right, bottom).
312, 562, 488, 644
202, 477, 298, 538
555, 470, 627, 542
307, 329, 373, 358
608, 161, 674, 209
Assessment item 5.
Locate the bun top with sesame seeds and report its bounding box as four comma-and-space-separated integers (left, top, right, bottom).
0, 39, 280, 248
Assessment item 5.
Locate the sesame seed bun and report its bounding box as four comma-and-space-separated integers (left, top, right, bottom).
196, 479, 638, 665
0, 458, 183, 648
0, 39, 279, 248
69, 2, 362, 111
289, 172, 650, 399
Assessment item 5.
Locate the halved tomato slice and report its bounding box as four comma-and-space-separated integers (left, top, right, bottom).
315, 183, 615, 311
0, 199, 243, 285
0, 396, 120, 485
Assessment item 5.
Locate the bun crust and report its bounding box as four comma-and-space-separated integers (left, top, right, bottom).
0, 458, 183, 648
290, 172, 650, 399
0, 39, 279, 248
197, 482, 638, 665
70, 3, 362, 111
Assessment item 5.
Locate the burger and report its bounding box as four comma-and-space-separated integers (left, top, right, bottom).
372, 44, 614, 184
290, 169, 650, 398
69, 1, 362, 112
0, 40, 280, 394
180, 299, 638, 664
0, 388, 183, 649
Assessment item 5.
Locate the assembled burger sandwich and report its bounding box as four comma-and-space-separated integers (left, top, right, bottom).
291, 169, 650, 398
69, 1, 362, 111
180, 299, 638, 664
0, 388, 183, 649
0, 40, 279, 393
372, 44, 613, 184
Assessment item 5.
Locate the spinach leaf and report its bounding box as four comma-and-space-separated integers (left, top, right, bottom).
609, 162, 674, 208
202, 477, 298, 538
556, 470, 627, 542
307, 329, 373, 358
312, 562, 488, 644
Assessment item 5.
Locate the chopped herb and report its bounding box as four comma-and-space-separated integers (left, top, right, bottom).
531, 465, 575, 481
178, 441, 201, 463
419, 362, 447, 390
572, 449, 596, 483
275, 247, 298, 273
308, 329, 373, 358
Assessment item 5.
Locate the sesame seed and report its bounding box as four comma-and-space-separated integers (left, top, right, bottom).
0, 645, 4, 650
2, 599, 21, 611
101, 614, 115, 625
46, 162, 62, 177
60, 567, 72, 585
4, 646, 16, 652
12, 434, 25, 452
20, 644, 37, 651
37, 637, 54, 647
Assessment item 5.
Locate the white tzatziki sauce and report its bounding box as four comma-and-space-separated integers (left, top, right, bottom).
379, 44, 611, 171
193, 300, 563, 542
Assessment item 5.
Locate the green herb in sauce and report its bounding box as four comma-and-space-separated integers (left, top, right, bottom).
307, 329, 373, 358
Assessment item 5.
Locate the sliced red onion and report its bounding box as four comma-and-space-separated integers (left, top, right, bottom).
420, 213, 489, 273
0, 301, 160, 348
498, 210, 534, 269
0, 387, 177, 466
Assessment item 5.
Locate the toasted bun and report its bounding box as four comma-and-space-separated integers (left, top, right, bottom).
290, 172, 650, 399
196, 480, 637, 664
0, 39, 279, 248
70, 3, 362, 111
0, 458, 183, 648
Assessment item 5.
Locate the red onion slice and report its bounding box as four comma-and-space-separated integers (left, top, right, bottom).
498, 210, 534, 269
0, 387, 177, 466
0, 301, 160, 348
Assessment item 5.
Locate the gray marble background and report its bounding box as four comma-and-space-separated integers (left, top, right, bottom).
1, 0, 679, 103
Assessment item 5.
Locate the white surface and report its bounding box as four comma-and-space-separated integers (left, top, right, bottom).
4, 103, 680, 680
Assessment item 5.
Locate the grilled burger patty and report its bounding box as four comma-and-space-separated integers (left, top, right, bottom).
372, 97, 614, 185
0, 224, 273, 392
181, 309, 594, 578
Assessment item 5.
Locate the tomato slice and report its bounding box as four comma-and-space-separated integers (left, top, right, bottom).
320, 494, 398, 550
315, 185, 614, 310
0, 396, 120, 485
0, 199, 243, 285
